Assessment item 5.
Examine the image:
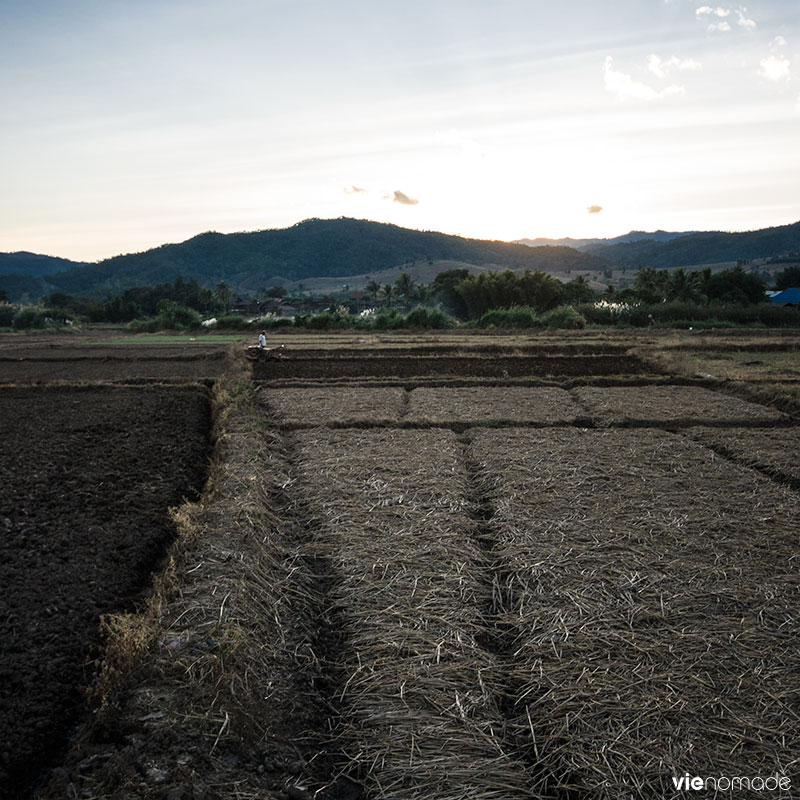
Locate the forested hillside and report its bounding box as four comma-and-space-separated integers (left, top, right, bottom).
0, 218, 609, 300
586, 220, 800, 266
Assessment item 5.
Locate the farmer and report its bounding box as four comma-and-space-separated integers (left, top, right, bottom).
258, 330, 267, 349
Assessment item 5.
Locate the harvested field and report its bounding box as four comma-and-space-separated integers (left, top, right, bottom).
4, 328, 799, 799
0, 353, 227, 383
407, 386, 587, 425
469, 427, 800, 798
259, 386, 405, 425
254, 353, 649, 381
0, 385, 210, 799
291, 428, 533, 798
572, 384, 788, 427
683, 425, 800, 488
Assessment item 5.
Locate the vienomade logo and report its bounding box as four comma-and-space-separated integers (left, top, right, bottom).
672, 774, 791, 792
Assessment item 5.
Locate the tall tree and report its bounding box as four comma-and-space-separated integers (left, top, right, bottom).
213, 281, 232, 313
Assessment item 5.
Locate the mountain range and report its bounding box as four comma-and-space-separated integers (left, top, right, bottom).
1, 217, 799, 302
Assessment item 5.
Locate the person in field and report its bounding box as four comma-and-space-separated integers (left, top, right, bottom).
258, 331, 267, 349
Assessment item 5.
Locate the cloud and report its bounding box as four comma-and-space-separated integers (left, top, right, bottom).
696, 6, 730, 18
736, 9, 756, 28
647, 54, 702, 79
707, 21, 732, 31
344, 185, 367, 194
391, 190, 419, 206
772, 36, 788, 48
759, 54, 791, 81
587, 205, 603, 214
603, 56, 685, 101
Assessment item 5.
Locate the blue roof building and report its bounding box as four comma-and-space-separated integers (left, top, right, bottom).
770, 288, 800, 306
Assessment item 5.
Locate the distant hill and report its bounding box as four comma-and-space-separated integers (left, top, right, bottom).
0, 252, 86, 277
0, 218, 610, 301
3, 217, 799, 303
588, 220, 800, 267
516, 230, 696, 251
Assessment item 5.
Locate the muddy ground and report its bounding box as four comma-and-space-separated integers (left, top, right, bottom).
0, 385, 211, 798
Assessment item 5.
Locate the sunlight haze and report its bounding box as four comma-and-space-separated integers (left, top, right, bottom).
1, 0, 799, 261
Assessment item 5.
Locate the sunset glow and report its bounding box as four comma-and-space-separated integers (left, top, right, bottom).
1, 0, 799, 261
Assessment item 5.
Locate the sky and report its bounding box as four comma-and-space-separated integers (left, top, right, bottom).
1, 0, 799, 261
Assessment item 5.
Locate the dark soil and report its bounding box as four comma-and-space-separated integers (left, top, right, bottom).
0, 351, 227, 383
255, 354, 649, 380
0, 385, 211, 799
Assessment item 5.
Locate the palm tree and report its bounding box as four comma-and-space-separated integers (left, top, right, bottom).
378, 283, 394, 307
667, 268, 704, 303
213, 281, 232, 314
365, 279, 381, 305
394, 271, 416, 306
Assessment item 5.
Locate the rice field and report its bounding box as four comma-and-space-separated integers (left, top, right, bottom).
31, 331, 800, 800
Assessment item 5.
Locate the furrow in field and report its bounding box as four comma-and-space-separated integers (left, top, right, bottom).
292, 428, 534, 799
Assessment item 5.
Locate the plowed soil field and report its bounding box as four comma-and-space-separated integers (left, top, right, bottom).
0, 385, 210, 798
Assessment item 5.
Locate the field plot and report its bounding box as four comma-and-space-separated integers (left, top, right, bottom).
259, 386, 405, 425
407, 386, 587, 425
683, 425, 800, 487
0, 385, 210, 798
254, 353, 649, 381
470, 427, 800, 798
0, 353, 226, 383
572, 384, 788, 427
292, 428, 533, 798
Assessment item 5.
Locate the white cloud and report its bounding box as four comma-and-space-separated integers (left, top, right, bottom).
772, 36, 788, 49
604, 56, 685, 101
736, 9, 756, 29
708, 21, 732, 31
696, 6, 730, 18
648, 54, 702, 79
759, 54, 791, 81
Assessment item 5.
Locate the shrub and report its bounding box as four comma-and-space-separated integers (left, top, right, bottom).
0, 304, 15, 327
540, 305, 586, 329
155, 300, 202, 329
12, 307, 50, 329
403, 306, 457, 329
212, 315, 254, 330
478, 306, 542, 328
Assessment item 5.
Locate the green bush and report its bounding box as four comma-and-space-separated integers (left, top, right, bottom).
155, 300, 202, 329
295, 311, 353, 330
0, 305, 18, 327
213, 314, 254, 330
262, 316, 294, 329
372, 309, 404, 330
12, 307, 50, 329
403, 306, 457, 329
127, 317, 162, 333
540, 305, 586, 329
478, 306, 542, 328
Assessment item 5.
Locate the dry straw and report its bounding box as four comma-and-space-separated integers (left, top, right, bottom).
470, 426, 800, 798
572, 385, 788, 427
683, 425, 800, 487
259, 386, 406, 426
407, 386, 586, 426
293, 427, 534, 798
